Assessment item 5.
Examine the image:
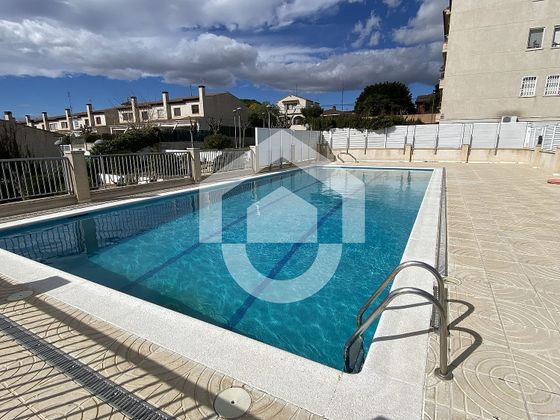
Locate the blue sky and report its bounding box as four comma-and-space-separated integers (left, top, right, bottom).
0, 0, 447, 119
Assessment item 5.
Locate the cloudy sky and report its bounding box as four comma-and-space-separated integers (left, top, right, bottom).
0, 0, 447, 117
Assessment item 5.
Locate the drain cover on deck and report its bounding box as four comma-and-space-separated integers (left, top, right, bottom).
214, 387, 251, 419
6, 290, 33, 302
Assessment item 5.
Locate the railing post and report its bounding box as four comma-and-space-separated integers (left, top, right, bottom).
187, 148, 202, 182
531, 145, 542, 167
64, 150, 91, 202
250, 146, 259, 173
553, 149, 560, 175
460, 144, 470, 163
404, 143, 413, 162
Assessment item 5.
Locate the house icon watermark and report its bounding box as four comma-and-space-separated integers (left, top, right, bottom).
199, 133, 365, 303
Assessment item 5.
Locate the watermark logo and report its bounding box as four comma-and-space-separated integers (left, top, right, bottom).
199, 131, 365, 303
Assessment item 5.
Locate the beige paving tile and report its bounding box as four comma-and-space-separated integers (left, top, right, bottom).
485, 270, 533, 290
424, 367, 528, 420
495, 300, 558, 330
491, 284, 545, 308
503, 324, 560, 363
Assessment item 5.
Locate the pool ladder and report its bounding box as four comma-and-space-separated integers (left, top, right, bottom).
343, 261, 453, 380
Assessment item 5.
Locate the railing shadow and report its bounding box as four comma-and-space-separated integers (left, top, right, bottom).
0, 276, 263, 419
368, 297, 482, 375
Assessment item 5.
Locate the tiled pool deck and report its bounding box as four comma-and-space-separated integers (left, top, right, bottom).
0, 162, 559, 419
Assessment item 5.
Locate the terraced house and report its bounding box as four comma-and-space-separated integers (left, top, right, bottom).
440, 0, 560, 122
27, 85, 247, 135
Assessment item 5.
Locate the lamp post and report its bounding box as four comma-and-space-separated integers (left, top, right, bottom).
233, 108, 239, 148
266, 105, 272, 129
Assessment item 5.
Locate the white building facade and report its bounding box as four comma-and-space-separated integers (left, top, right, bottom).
277, 95, 320, 127
440, 0, 560, 122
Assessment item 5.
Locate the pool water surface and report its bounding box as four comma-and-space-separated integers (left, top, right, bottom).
0, 167, 431, 369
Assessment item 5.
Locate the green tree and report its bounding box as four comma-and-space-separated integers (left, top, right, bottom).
248, 102, 280, 128
426, 83, 441, 114
355, 82, 415, 116
301, 105, 323, 130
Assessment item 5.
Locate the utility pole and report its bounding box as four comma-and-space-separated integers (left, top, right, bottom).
233, 109, 238, 148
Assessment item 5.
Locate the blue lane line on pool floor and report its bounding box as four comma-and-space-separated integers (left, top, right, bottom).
120, 177, 323, 293
225, 200, 344, 329
226, 173, 373, 329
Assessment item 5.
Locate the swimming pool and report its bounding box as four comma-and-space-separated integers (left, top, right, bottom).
0, 166, 431, 370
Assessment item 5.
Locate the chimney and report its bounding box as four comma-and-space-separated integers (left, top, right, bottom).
42, 112, 49, 131
25, 115, 33, 126
130, 96, 139, 123
162, 91, 171, 120
65, 108, 73, 131
86, 104, 95, 127
198, 85, 206, 116
3, 111, 14, 122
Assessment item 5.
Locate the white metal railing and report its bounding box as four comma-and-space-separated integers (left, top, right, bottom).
322, 122, 555, 152
86, 152, 192, 190
200, 149, 251, 176
0, 157, 73, 203
541, 125, 560, 152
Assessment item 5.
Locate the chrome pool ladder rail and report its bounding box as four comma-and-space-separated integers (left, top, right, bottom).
356, 261, 446, 327
344, 261, 452, 380
343, 286, 452, 380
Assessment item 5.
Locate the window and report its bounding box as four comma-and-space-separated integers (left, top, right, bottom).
156, 109, 165, 119
84, 118, 89, 126
59, 122, 67, 129
519, 76, 538, 97
527, 28, 544, 49
553, 26, 560, 48
191, 104, 199, 114
545, 75, 560, 96
173, 107, 182, 117
73, 120, 80, 129
141, 110, 149, 121
122, 111, 133, 122
95, 116, 102, 125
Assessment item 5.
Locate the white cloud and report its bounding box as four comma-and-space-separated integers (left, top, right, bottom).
351, 13, 381, 49
383, 0, 402, 8
0, 0, 444, 93
393, 0, 447, 45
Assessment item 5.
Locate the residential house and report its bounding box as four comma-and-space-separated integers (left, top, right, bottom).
29, 105, 119, 135
26, 85, 247, 136
113, 86, 247, 134
440, 0, 560, 122
277, 95, 321, 127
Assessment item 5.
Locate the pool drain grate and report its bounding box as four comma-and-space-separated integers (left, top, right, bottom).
0, 313, 172, 420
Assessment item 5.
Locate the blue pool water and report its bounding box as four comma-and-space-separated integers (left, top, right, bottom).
0, 167, 431, 370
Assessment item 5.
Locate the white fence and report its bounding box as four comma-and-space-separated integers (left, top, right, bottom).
200, 149, 252, 176
86, 152, 192, 190
0, 157, 72, 202
255, 128, 320, 169
323, 122, 560, 152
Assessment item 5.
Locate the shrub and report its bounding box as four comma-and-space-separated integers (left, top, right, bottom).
91, 127, 161, 154
204, 133, 232, 149
315, 114, 412, 131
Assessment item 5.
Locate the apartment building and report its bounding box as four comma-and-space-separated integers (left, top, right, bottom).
440, 0, 560, 122
277, 95, 321, 126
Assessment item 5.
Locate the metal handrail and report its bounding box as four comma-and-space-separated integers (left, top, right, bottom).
356, 261, 446, 327
343, 287, 452, 380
